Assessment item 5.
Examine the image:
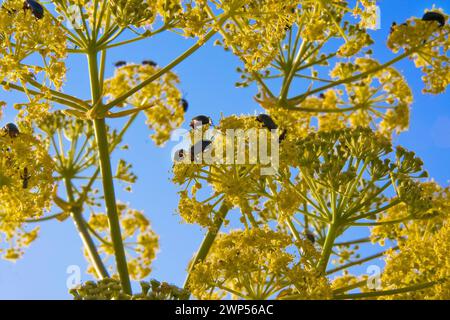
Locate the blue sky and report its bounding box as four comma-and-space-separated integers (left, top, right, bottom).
1, 0, 450, 299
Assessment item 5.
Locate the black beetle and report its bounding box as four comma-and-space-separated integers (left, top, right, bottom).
180, 99, 189, 112
114, 61, 127, 67
21, 167, 31, 189
23, 0, 44, 19
422, 11, 446, 27
305, 230, 315, 244
279, 129, 287, 143
190, 115, 212, 129
2, 123, 20, 138
190, 140, 212, 161
142, 60, 157, 67
390, 22, 398, 34
256, 114, 278, 130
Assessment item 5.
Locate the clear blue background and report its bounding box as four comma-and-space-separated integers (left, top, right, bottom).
1, 0, 449, 299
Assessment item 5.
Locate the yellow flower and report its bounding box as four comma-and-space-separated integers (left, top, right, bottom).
328, 58, 413, 135
108, 0, 156, 27
0, 121, 54, 260
215, 0, 300, 72
188, 228, 332, 300
0, 127, 55, 221
0, 0, 67, 89
70, 278, 189, 300
104, 63, 184, 145
381, 221, 450, 299
177, 190, 215, 228
388, 10, 450, 94
87, 203, 159, 280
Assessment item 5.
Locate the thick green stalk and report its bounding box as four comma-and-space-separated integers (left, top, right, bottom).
317, 222, 339, 274
184, 203, 231, 290
87, 50, 132, 294
92, 118, 131, 294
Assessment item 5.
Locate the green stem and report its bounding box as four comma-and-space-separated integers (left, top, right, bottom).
334, 237, 371, 246
64, 179, 109, 279
25, 212, 65, 223
99, 24, 170, 50
71, 207, 110, 279
102, 14, 229, 111
280, 37, 307, 100
184, 202, 231, 290
92, 118, 131, 293
288, 50, 414, 105
78, 113, 138, 204
333, 280, 442, 300
326, 246, 398, 275
317, 222, 339, 273
333, 279, 367, 295
87, 50, 132, 294
347, 199, 401, 222
204, 6, 275, 99
1, 81, 87, 111
27, 78, 90, 109
286, 217, 301, 242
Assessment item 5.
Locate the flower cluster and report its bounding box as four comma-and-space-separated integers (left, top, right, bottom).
388, 10, 449, 94
0, 0, 67, 89
70, 278, 127, 300
371, 182, 449, 245
330, 174, 450, 298
173, 114, 283, 227
381, 220, 450, 299
178, 0, 211, 38
337, 25, 374, 58
87, 203, 159, 280
254, 58, 412, 136
229, 0, 378, 89
0, 123, 55, 220
0, 120, 54, 260
70, 278, 189, 300
135, 279, 190, 300
177, 190, 215, 228
104, 62, 185, 145
174, 122, 434, 282
300, 0, 371, 40
188, 228, 332, 300
214, 0, 300, 71
174, 118, 431, 240
36, 110, 136, 197
108, 0, 157, 27
262, 128, 430, 257
327, 58, 413, 135
354, 0, 380, 29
